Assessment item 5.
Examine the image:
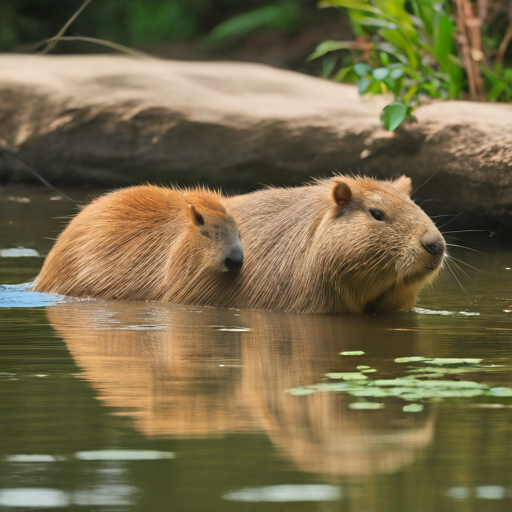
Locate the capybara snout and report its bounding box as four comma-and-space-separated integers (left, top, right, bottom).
223, 243, 244, 272
422, 237, 445, 257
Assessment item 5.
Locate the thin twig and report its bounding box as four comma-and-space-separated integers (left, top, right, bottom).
33, 36, 154, 59
41, 0, 94, 54
496, 18, 512, 69
3, 150, 75, 201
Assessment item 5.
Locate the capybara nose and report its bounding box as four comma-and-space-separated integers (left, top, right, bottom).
224, 246, 244, 271
422, 239, 445, 257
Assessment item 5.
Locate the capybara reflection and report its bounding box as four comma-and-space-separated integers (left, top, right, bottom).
35, 185, 243, 302
46, 301, 435, 477
214, 175, 445, 313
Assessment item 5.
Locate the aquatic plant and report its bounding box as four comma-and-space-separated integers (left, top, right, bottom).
288, 356, 512, 406
310, 0, 512, 130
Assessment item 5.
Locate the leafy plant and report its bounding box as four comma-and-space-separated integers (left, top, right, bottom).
310, 0, 464, 130
207, 1, 307, 45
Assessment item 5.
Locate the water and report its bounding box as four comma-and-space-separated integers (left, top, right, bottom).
1, 187, 512, 511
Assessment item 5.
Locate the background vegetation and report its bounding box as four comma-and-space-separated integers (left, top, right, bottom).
2, 0, 512, 130
311, 0, 512, 129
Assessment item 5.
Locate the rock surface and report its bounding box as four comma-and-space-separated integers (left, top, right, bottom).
1, 54, 511, 232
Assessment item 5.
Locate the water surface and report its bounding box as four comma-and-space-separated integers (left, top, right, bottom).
1, 187, 511, 511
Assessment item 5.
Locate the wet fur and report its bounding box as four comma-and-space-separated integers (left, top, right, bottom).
35, 176, 444, 314
200, 175, 445, 313
34, 185, 240, 302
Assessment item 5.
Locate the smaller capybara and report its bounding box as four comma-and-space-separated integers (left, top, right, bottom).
34, 185, 243, 302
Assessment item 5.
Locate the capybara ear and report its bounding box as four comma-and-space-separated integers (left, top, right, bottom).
332, 181, 352, 206
187, 204, 205, 226
392, 176, 412, 196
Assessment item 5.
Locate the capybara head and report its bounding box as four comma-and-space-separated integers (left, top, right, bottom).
183, 191, 243, 273
313, 175, 445, 312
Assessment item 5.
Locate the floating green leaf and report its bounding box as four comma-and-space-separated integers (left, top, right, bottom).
403, 404, 424, 412
326, 372, 368, 380
357, 365, 371, 370
395, 356, 428, 363
340, 351, 365, 356
288, 388, 317, 396
490, 387, 512, 397
349, 402, 384, 410
429, 358, 482, 366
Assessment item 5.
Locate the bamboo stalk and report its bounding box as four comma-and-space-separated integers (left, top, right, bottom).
454, 0, 487, 101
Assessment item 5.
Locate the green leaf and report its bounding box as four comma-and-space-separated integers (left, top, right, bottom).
358, 76, 372, 94
372, 67, 390, 80
380, 101, 408, 130
208, 5, 304, 44
340, 350, 365, 356
308, 40, 354, 61
326, 372, 368, 380
379, 51, 390, 66
348, 402, 384, 410
403, 404, 424, 412
429, 358, 482, 366
379, 28, 419, 68
357, 17, 398, 29
319, 0, 382, 15
334, 66, 354, 82
490, 387, 512, 397
395, 356, 428, 363
488, 81, 506, 102
433, 12, 453, 72
322, 56, 338, 78
390, 67, 404, 79
354, 62, 372, 76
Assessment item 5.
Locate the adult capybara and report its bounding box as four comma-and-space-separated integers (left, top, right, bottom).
203, 174, 444, 314
34, 185, 243, 302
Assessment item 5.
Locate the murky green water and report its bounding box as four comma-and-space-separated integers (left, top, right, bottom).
1, 187, 511, 511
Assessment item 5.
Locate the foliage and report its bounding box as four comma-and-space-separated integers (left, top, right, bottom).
310, 0, 465, 130
310, 0, 512, 130
0, 0, 310, 51
207, 1, 307, 45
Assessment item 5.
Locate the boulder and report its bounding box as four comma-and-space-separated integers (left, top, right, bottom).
1, 54, 511, 233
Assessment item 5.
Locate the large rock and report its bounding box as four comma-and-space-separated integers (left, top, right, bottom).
1, 54, 511, 233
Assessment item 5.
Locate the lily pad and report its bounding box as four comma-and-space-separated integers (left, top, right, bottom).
403, 404, 424, 412
326, 372, 368, 380
339, 351, 365, 356
348, 402, 384, 410
429, 358, 482, 366
489, 387, 512, 397
288, 388, 317, 396
395, 356, 428, 363
357, 365, 371, 370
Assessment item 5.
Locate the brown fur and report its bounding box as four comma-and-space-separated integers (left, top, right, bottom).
36, 175, 444, 314
197, 174, 445, 313
34, 185, 242, 301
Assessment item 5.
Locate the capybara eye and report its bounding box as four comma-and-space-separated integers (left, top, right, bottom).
370, 208, 385, 221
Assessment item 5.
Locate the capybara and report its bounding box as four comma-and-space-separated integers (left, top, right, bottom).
34, 185, 243, 301
205, 174, 444, 314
